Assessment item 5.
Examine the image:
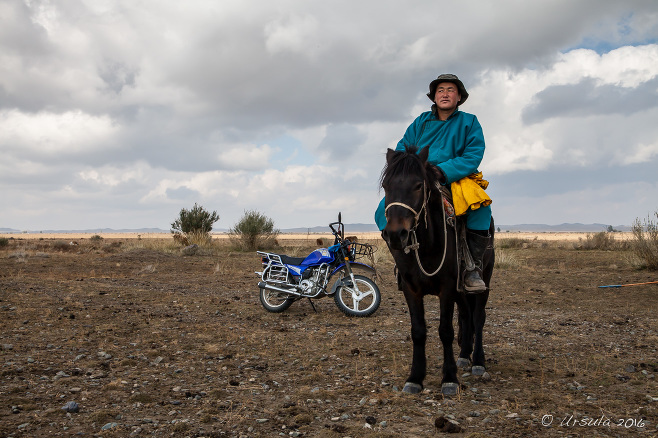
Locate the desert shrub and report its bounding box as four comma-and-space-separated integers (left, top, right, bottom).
575, 231, 618, 250
0, 237, 8, 248
495, 237, 530, 249
494, 248, 522, 269
229, 210, 279, 251
52, 240, 73, 252
630, 212, 658, 270
90, 234, 103, 242
171, 203, 219, 246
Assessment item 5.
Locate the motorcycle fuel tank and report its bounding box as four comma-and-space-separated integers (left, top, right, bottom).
301, 248, 334, 266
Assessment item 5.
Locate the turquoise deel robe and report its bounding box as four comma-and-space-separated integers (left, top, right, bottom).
375, 109, 492, 231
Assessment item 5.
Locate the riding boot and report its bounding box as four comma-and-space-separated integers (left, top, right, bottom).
464, 229, 490, 293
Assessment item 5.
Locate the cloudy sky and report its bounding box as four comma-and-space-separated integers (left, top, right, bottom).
2, 0, 658, 231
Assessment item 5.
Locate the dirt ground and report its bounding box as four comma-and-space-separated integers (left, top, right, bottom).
1, 235, 656, 437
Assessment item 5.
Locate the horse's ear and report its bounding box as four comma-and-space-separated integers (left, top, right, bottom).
386, 148, 397, 164
418, 146, 429, 163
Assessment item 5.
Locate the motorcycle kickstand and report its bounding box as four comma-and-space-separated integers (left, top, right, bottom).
307, 298, 318, 313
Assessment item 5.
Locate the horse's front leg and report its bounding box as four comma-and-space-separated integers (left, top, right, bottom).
471, 291, 489, 376
401, 287, 426, 394
439, 296, 459, 395
456, 295, 474, 370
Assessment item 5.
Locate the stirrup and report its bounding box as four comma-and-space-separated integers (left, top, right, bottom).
463, 270, 486, 293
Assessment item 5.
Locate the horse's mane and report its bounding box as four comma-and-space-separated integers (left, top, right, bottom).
380, 145, 440, 190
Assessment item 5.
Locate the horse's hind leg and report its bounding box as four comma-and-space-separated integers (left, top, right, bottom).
402, 289, 427, 394
439, 297, 459, 395
471, 291, 489, 376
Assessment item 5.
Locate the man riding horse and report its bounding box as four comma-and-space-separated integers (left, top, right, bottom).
375, 74, 492, 292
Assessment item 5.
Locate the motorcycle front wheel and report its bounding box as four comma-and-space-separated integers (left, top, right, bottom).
259, 288, 295, 313
334, 275, 381, 317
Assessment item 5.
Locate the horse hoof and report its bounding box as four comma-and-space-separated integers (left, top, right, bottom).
441, 382, 459, 396
471, 366, 485, 376
402, 382, 423, 394
456, 358, 471, 369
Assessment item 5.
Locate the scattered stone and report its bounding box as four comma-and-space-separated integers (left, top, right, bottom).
181, 244, 199, 256
27, 357, 35, 363
625, 365, 636, 373
101, 422, 118, 430
255, 418, 269, 423
3, 344, 13, 350
468, 411, 481, 417
435, 416, 461, 433
61, 401, 79, 413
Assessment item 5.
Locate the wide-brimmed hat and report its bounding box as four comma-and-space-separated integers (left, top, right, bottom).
427, 74, 468, 106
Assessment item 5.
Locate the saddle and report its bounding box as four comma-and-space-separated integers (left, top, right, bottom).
436, 183, 480, 293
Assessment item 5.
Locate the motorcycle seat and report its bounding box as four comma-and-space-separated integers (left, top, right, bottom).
278, 255, 307, 266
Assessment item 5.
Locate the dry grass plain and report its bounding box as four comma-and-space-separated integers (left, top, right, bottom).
1, 232, 656, 437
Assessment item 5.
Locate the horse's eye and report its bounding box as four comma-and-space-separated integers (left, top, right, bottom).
413, 183, 423, 192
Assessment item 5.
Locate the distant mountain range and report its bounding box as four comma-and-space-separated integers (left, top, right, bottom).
0, 223, 632, 234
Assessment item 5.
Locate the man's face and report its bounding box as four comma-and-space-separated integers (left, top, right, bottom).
433, 82, 461, 112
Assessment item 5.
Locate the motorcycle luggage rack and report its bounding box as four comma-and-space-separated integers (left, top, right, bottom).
257, 252, 289, 283
264, 264, 289, 283
350, 242, 374, 260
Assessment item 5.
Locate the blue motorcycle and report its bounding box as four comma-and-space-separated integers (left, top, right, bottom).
256, 213, 381, 317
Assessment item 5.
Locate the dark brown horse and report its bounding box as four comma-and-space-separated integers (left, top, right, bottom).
380, 146, 494, 395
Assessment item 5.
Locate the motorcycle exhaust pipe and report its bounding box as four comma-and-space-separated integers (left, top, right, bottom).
257, 281, 302, 297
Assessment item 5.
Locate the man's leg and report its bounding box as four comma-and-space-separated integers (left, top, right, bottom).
464, 205, 492, 292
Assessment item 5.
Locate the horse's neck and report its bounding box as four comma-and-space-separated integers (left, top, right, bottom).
416, 188, 446, 252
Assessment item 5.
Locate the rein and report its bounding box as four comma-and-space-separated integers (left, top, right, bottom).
385, 181, 453, 277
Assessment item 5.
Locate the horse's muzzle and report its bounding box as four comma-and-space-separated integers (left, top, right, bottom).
382, 225, 411, 251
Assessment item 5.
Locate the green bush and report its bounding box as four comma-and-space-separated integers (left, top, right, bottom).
0, 237, 8, 248
630, 212, 658, 270
171, 203, 219, 246
229, 210, 279, 251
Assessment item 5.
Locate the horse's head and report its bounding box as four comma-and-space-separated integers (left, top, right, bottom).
380, 145, 436, 251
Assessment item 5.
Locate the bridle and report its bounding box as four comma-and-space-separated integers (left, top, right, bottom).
384, 181, 429, 233
384, 180, 452, 277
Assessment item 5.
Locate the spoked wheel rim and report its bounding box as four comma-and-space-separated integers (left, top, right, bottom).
262, 290, 289, 307
259, 288, 294, 312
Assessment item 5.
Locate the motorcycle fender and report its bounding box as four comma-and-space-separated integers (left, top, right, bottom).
329, 277, 350, 296
330, 262, 376, 277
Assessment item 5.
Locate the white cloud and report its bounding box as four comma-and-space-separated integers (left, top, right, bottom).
2, 1, 658, 230
217, 144, 275, 171
0, 109, 117, 155
264, 14, 320, 55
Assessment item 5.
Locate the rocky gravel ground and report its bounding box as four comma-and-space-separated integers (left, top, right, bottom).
1, 237, 657, 437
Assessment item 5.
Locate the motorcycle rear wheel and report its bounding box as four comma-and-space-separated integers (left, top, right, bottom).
259, 288, 295, 313
334, 275, 381, 317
